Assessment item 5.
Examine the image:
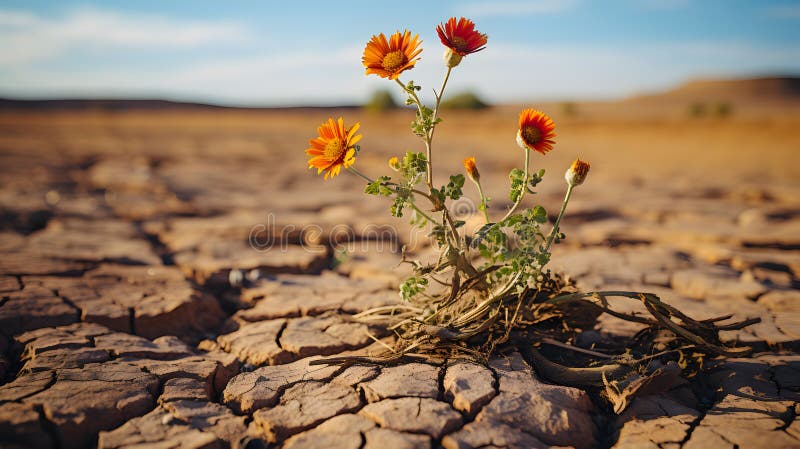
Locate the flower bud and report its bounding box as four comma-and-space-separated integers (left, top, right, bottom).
565, 158, 590, 186
388, 156, 400, 171
463, 156, 480, 182
443, 48, 463, 68
515, 130, 528, 151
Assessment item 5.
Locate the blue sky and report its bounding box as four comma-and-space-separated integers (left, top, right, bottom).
1, 0, 798, 105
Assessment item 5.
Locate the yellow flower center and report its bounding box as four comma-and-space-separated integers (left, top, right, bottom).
382, 51, 406, 72
324, 138, 346, 160
451, 36, 468, 52
521, 126, 542, 146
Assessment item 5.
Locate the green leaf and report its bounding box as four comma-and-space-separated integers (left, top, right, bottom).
527, 168, 546, 193
430, 188, 446, 205
428, 224, 449, 247
411, 105, 437, 137
536, 252, 551, 266
401, 152, 427, 182
399, 276, 428, 301
509, 168, 526, 202
391, 195, 408, 217
531, 205, 548, 223
364, 176, 393, 196
504, 214, 523, 226
470, 222, 496, 249
442, 174, 465, 200
406, 80, 421, 92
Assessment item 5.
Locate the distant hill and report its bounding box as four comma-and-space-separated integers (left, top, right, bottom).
2, 76, 798, 112
0, 98, 230, 111
0, 98, 360, 112
627, 76, 800, 105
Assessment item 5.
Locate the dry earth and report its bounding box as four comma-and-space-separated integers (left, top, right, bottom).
0, 104, 799, 449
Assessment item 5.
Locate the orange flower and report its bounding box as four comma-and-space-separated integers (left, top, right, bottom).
565, 158, 590, 186
516, 109, 556, 154
436, 17, 487, 56
362, 30, 422, 80
306, 117, 362, 180
463, 156, 480, 182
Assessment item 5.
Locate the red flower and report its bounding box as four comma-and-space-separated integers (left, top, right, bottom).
516, 109, 556, 155
436, 17, 488, 56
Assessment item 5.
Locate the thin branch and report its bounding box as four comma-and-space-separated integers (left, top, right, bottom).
500, 148, 531, 222
540, 337, 614, 359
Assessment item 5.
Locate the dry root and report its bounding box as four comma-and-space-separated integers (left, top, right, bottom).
313, 275, 759, 412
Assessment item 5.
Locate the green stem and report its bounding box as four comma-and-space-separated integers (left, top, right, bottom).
544, 183, 574, 252
348, 167, 436, 205
395, 78, 424, 112
472, 179, 490, 223
427, 66, 453, 188
395, 78, 432, 190
409, 201, 437, 224
348, 166, 438, 226
395, 73, 463, 251
429, 66, 452, 141
430, 67, 460, 250
500, 149, 531, 222
347, 166, 373, 183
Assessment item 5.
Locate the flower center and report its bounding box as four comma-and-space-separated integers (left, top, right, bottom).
521, 126, 542, 146
324, 138, 345, 160
382, 51, 407, 72
451, 36, 468, 52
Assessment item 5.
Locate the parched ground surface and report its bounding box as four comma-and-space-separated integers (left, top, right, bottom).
0, 108, 799, 449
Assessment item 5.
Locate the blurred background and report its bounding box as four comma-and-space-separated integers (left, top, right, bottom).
2, 0, 799, 105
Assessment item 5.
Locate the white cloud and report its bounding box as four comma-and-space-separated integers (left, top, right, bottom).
470, 41, 800, 100
4, 38, 797, 106
0, 43, 370, 105
0, 7, 797, 105
0, 8, 249, 65
458, 0, 578, 18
